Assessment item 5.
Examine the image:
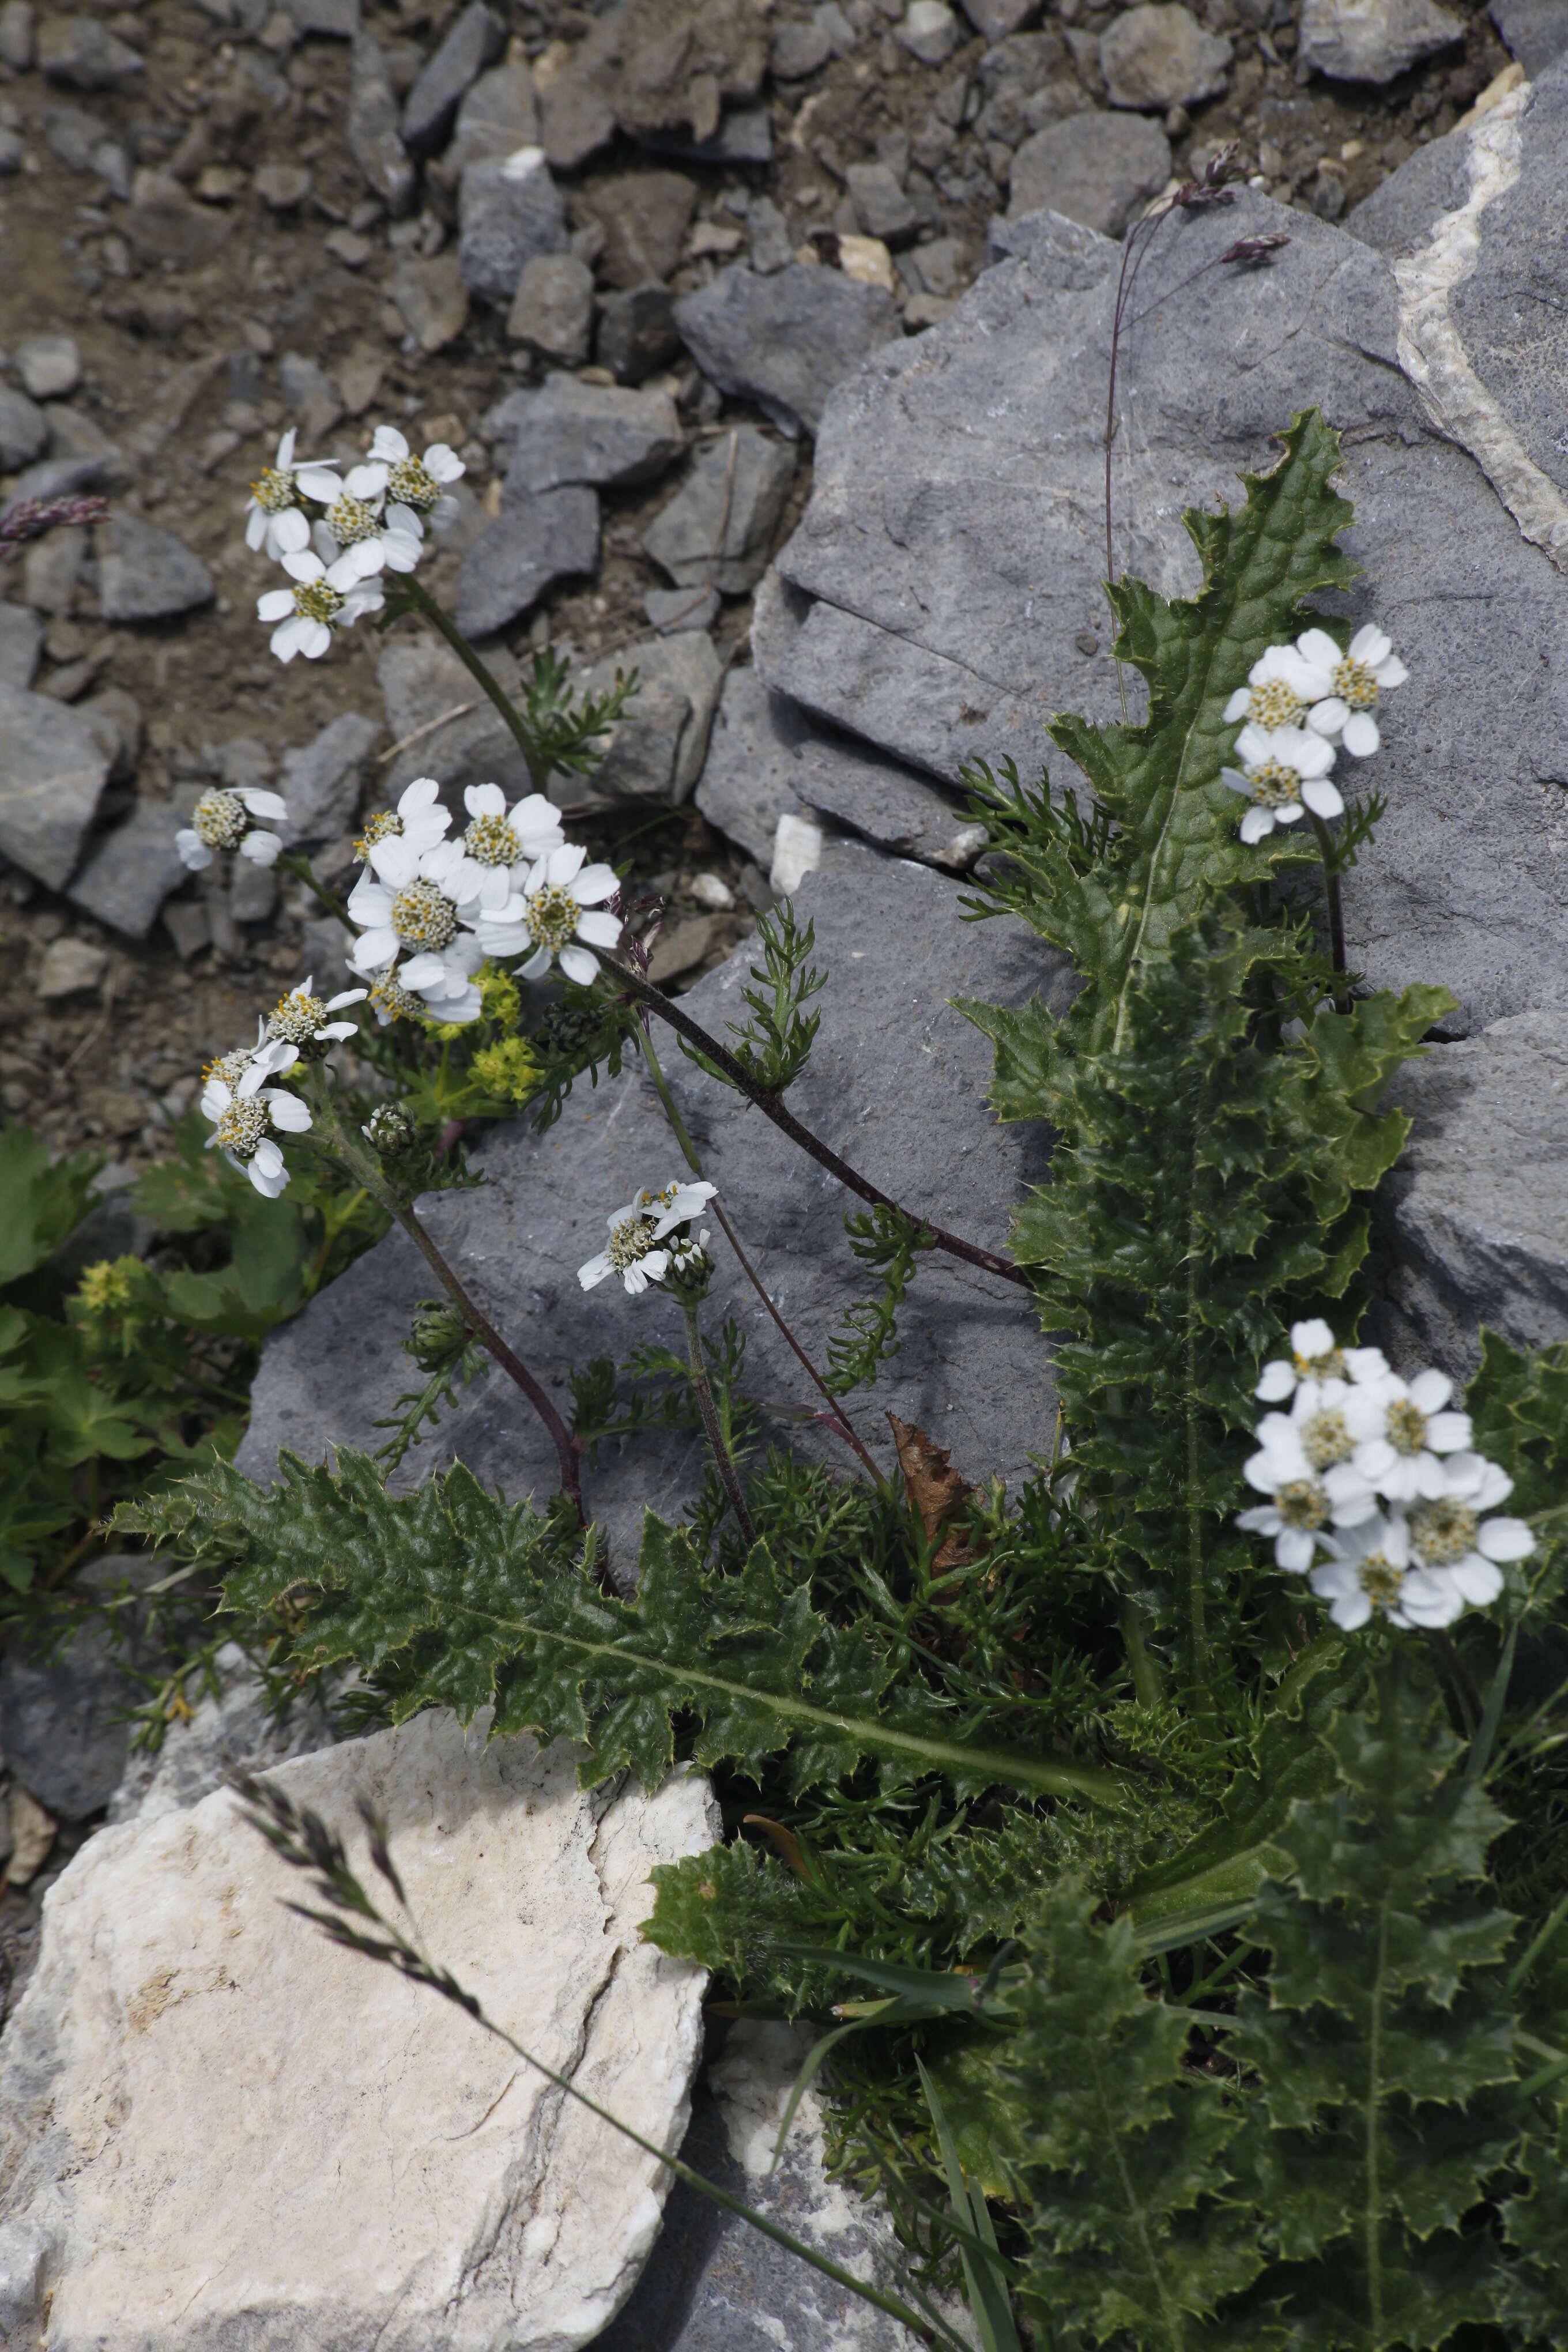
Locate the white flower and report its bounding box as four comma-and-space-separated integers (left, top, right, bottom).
1256, 1318, 1389, 1404
1295, 625, 1408, 759
200, 1070, 313, 1198
578, 1177, 717, 1296
367, 967, 431, 1027
1350, 1367, 1473, 1504
312, 461, 427, 576
1403, 1453, 1535, 1611
365, 426, 465, 523
1238, 1386, 1378, 1570
473, 842, 621, 987
244, 427, 342, 561
1223, 643, 1323, 734
345, 836, 468, 974
257, 543, 385, 664
443, 783, 566, 913
176, 785, 291, 873
1310, 1512, 1460, 1630
398, 933, 487, 1026
259, 975, 367, 1072
1222, 722, 1342, 845
354, 777, 453, 866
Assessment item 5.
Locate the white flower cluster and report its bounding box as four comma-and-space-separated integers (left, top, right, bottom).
197, 975, 364, 1196
245, 425, 465, 665
1223, 624, 1407, 845
176, 784, 289, 875
345, 778, 621, 1024
579, 1179, 718, 1296
1237, 1318, 1534, 1632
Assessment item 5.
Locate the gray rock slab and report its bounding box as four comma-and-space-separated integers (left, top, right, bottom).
647, 584, 722, 633
1344, 115, 1471, 254
278, 711, 380, 844
125, 168, 231, 266
400, 0, 503, 153
1374, 1009, 1568, 1379
0, 602, 43, 690
391, 253, 470, 353
458, 146, 566, 303
600, 2022, 941, 2352
597, 282, 683, 385
0, 387, 49, 468
97, 515, 213, 622
1491, 0, 1568, 70
348, 32, 416, 213
455, 484, 599, 636
0, 1559, 150, 1819
65, 802, 188, 940
507, 251, 595, 364
772, 16, 833, 77
847, 160, 920, 247
695, 662, 811, 864
755, 190, 1568, 1034
507, 374, 684, 493
439, 58, 540, 183
574, 169, 700, 291
674, 263, 900, 439
1009, 110, 1172, 236
568, 629, 723, 807
1100, 3, 1231, 107
537, 31, 618, 171
237, 846, 1068, 1574
1298, 0, 1464, 79
0, 684, 111, 889
794, 740, 990, 869
35, 12, 143, 86
642, 424, 796, 594
378, 637, 535, 805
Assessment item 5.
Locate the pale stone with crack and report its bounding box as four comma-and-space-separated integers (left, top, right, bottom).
0, 1713, 718, 2351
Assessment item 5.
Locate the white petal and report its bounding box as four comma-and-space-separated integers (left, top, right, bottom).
324, 989, 368, 1012
1273, 804, 1306, 826
270, 616, 308, 661
369, 425, 410, 463
316, 1021, 358, 1042
295, 464, 344, 503
238, 789, 289, 820
1301, 777, 1343, 819
1425, 1411, 1472, 1454
1256, 1360, 1296, 1401
253, 1135, 285, 1175
1224, 687, 1251, 722
1341, 712, 1380, 757
559, 944, 600, 986
258, 587, 296, 622
1296, 628, 1342, 671
281, 549, 326, 584
272, 508, 311, 555
1305, 698, 1346, 740
1220, 767, 1253, 798
579, 1253, 613, 1290
1348, 624, 1389, 665
436, 983, 483, 1024
575, 907, 623, 949
545, 840, 588, 887
1235, 722, 1277, 767
343, 462, 386, 501
1408, 1367, 1452, 1414
519, 945, 553, 981
1343, 1347, 1390, 1386
351, 926, 399, 970
268, 1093, 313, 1133
571, 862, 620, 905
1450, 1556, 1504, 1604
1374, 655, 1408, 688
176, 833, 212, 870
370, 836, 421, 887
399, 953, 447, 988
1239, 806, 1273, 845
425, 443, 465, 483
246, 506, 267, 551
401, 775, 442, 813
1277, 1528, 1317, 1573
247, 1155, 289, 1197
466, 782, 506, 818
1476, 1517, 1536, 1562
241, 831, 282, 866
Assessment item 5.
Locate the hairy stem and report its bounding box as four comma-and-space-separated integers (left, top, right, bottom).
276, 850, 349, 927
306, 1071, 583, 1519
683, 1301, 757, 1547
636, 1023, 887, 1488
1307, 810, 1350, 1014
602, 955, 1031, 1291
399, 575, 548, 793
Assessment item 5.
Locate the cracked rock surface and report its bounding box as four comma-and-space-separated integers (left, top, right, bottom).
0, 1713, 718, 2351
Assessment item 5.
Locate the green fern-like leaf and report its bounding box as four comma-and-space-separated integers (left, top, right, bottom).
132, 1453, 1126, 1806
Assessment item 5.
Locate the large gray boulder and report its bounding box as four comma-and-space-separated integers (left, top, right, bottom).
0, 685, 112, 889
752, 186, 1568, 1038
237, 846, 1068, 1571
674, 265, 900, 439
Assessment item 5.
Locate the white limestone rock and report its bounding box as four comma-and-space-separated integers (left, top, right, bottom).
0, 1712, 718, 2351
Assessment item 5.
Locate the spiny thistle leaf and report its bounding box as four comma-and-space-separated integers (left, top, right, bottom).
1228, 1649, 1521, 2346
989, 1879, 1264, 2349
131, 1453, 1126, 1806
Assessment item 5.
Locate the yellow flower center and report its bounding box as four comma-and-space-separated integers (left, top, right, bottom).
464, 811, 521, 868
386, 454, 440, 512
267, 989, 326, 1045
1293, 1344, 1344, 1383
1247, 677, 1305, 730
607, 1215, 657, 1271
370, 971, 424, 1023
1246, 756, 1303, 809
1332, 655, 1379, 710
250, 466, 298, 515
354, 809, 404, 862
1275, 1479, 1328, 1532
326, 492, 380, 547
1300, 1407, 1352, 1471
1409, 1497, 1477, 1569
1386, 1399, 1430, 1457
293, 579, 346, 626
1358, 1554, 1404, 1610
203, 1046, 254, 1088
193, 789, 250, 850
390, 880, 457, 951
214, 1096, 270, 1160
524, 882, 581, 954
